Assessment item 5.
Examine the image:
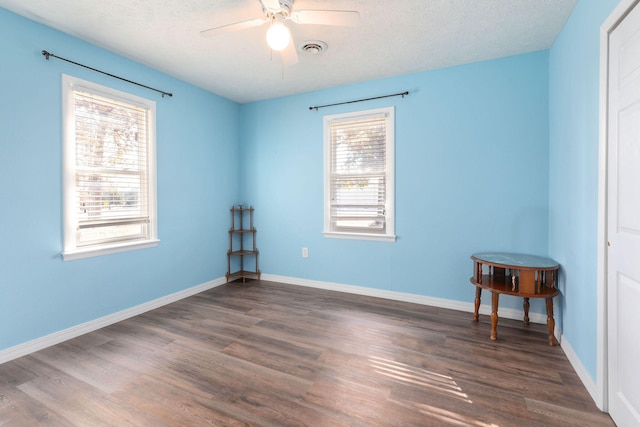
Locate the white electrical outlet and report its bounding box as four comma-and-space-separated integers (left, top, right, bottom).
302, 247, 309, 258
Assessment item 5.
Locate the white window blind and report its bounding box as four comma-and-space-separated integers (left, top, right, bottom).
74, 90, 150, 244
62, 75, 158, 260
324, 107, 395, 241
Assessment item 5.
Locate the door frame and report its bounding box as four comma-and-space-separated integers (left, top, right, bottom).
598, 0, 640, 412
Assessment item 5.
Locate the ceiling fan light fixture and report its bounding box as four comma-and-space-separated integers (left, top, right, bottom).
266, 21, 291, 51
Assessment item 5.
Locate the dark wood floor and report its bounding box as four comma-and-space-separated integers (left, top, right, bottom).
0, 280, 614, 426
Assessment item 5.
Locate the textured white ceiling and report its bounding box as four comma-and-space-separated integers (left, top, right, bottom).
0, 0, 578, 103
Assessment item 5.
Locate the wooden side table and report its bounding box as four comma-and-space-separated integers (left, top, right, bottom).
470, 252, 560, 345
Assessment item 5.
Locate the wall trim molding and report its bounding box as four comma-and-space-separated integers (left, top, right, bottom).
260, 274, 549, 325
561, 333, 600, 407
0, 277, 226, 365
3, 273, 578, 399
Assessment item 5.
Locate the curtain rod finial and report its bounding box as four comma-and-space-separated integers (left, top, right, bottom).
42, 50, 51, 60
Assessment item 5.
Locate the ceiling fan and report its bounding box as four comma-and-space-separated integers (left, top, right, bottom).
200, 0, 360, 66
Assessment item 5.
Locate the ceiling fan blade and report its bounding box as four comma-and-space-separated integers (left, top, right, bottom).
200, 18, 267, 37
281, 39, 299, 67
290, 10, 360, 26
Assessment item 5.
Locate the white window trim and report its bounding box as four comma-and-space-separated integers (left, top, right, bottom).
61, 74, 159, 261
323, 106, 396, 242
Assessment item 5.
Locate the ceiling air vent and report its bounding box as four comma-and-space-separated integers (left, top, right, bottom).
300, 41, 327, 55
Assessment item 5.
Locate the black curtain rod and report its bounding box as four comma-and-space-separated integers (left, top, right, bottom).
309, 91, 409, 111
42, 50, 173, 98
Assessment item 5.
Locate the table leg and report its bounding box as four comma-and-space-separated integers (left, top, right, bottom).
523, 297, 530, 325
473, 287, 482, 322
545, 297, 558, 346
491, 292, 499, 341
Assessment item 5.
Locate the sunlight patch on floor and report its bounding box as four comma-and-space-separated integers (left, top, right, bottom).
417, 403, 500, 427
368, 356, 472, 403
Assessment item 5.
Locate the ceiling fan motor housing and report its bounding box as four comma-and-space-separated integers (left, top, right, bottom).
264, 0, 294, 16
279, 0, 294, 14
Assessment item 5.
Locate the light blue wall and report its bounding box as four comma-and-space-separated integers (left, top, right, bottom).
0, 8, 240, 350
548, 0, 620, 381
240, 51, 550, 312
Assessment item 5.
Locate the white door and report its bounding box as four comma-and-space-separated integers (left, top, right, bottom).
607, 2, 640, 425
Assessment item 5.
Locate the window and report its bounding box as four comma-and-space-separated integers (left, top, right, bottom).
62, 75, 158, 260
324, 106, 395, 241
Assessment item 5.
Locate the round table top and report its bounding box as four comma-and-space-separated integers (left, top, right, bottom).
471, 252, 559, 269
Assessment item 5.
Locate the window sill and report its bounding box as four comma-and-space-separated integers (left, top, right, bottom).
62, 239, 160, 261
323, 231, 396, 242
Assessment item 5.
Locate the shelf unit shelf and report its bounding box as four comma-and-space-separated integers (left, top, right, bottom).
473, 274, 559, 298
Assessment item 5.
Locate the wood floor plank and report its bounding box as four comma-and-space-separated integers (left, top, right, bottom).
525, 397, 617, 426
0, 386, 72, 426
29, 343, 139, 394
0, 280, 614, 426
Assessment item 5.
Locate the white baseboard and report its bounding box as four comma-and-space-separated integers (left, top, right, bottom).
560, 333, 602, 409
0, 277, 226, 365
260, 274, 549, 325
4, 273, 599, 412
0, 274, 559, 368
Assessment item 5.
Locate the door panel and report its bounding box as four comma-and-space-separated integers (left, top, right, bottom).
608, 2, 640, 425
616, 273, 640, 413
618, 104, 640, 233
